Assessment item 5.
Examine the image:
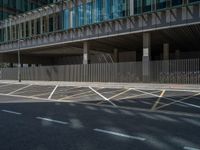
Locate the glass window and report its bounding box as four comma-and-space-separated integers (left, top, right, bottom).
171, 0, 183, 6
134, 0, 142, 14
86, 2, 93, 24
78, 4, 84, 26
188, 0, 200, 3
156, 0, 167, 10
64, 9, 69, 30
143, 0, 153, 12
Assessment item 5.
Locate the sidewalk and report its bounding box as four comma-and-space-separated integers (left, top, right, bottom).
0, 80, 200, 91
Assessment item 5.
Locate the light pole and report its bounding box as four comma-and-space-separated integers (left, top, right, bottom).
18, 39, 22, 82
17, 15, 23, 82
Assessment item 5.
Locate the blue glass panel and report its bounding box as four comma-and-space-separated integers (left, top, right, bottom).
64, 9, 69, 29
95, 0, 103, 22
188, 0, 200, 3
143, 0, 152, 12
78, 4, 84, 26
105, 0, 112, 20
134, 0, 142, 14
171, 0, 182, 6
157, 0, 167, 10
86, 2, 93, 24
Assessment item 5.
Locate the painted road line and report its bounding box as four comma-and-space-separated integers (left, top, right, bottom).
36, 117, 68, 125
117, 91, 161, 101
156, 92, 200, 110
151, 90, 166, 110
94, 128, 146, 141
184, 146, 200, 150
2, 109, 22, 115
131, 88, 200, 110
108, 89, 131, 100
7, 84, 32, 95
89, 86, 117, 107
48, 85, 58, 99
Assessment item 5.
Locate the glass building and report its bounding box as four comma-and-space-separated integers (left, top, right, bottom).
1, 0, 200, 43
0, 0, 54, 20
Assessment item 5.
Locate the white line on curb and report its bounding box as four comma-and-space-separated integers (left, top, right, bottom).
89, 86, 117, 107
94, 128, 146, 141
36, 117, 68, 125
2, 109, 22, 115
7, 84, 32, 95
184, 146, 200, 150
48, 85, 58, 99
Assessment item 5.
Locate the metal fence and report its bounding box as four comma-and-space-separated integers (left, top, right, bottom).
0, 62, 142, 83
0, 58, 200, 84
150, 59, 200, 84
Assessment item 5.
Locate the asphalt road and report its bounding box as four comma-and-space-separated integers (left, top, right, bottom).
0, 95, 199, 150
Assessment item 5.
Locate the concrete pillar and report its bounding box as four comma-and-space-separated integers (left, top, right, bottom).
142, 32, 151, 82
40, 17, 43, 34
34, 19, 37, 35
163, 43, 169, 60
24, 22, 26, 37
113, 48, 119, 63
53, 14, 56, 31
9, 19, 12, 41
175, 50, 180, 59
46, 16, 49, 33
5, 21, 8, 41
83, 41, 89, 64
29, 21, 32, 37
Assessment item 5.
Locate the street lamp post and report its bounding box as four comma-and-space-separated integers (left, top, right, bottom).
18, 39, 21, 82
17, 15, 23, 82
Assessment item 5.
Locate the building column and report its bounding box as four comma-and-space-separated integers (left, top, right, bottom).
46, 16, 49, 33
40, 17, 43, 34
113, 48, 119, 63
24, 22, 26, 37
29, 21, 32, 37
163, 43, 169, 60
5, 21, 8, 41
142, 32, 151, 82
83, 41, 90, 64
34, 19, 37, 35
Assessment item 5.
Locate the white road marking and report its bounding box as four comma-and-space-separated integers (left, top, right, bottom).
36, 117, 68, 125
48, 85, 58, 99
184, 146, 200, 150
89, 86, 117, 107
2, 109, 22, 115
131, 88, 200, 110
7, 84, 32, 95
94, 128, 146, 141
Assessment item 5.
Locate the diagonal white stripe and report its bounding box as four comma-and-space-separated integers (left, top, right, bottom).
2, 109, 22, 115
36, 117, 68, 125
94, 128, 146, 141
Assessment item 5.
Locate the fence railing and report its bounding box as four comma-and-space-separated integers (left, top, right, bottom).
0, 62, 142, 83
150, 59, 200, 84
0, 58, 200, 84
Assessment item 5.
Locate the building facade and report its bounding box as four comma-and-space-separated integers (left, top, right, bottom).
0, 0, 199, 65
0, 0, 55, 21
